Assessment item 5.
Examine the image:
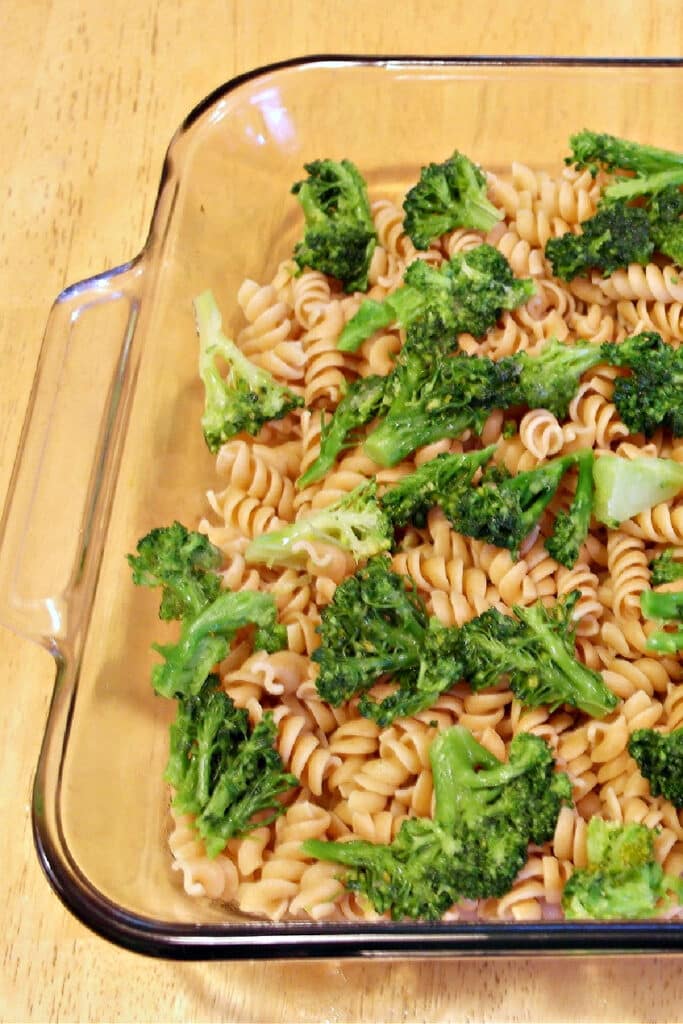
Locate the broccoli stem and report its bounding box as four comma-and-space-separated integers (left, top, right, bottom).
363, 409, 476, 467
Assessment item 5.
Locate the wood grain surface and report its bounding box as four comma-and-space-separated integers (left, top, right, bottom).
2, 2, 683, 1021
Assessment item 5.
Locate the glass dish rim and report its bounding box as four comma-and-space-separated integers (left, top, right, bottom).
27, 53, 683, 960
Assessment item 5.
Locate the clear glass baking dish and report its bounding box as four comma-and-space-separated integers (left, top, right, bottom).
3, 55, 683, 959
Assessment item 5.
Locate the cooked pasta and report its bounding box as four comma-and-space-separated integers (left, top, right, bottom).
162, 151, 683, 926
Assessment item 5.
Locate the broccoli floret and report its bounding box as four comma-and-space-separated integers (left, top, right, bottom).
442, 453, 578, 560
513, 337, 603, 418
646, 185, 683, 266
338, 245, 533, 353
593, 454, 683, 527
363, 352, 520, 468
457, 593, 618, 718
545, 450, 595, 569
569, 130, 683, 178
640, 588, 683, 654
650, 549, 683, 587
379, 447, 496, 528
312, 555, 462, 724
291, 159, 377, 292
297, 375, 387, 488
151, 590, 286, 699
545, 203, 654, 281
601, 331, 683, 437
166, 677, 298, 857
195, 290, 303, 452
562, 818, 682, 920
403, 150, 502, 250
127, 522, 222, 620
244, 480, 392, 570
629, 728, 683, 809
303, 726, 571, 920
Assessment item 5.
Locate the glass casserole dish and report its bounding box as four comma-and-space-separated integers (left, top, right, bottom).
3, 55, 683, 958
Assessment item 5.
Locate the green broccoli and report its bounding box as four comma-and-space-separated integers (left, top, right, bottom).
244, 480, 392, 570
312, 555, 462, 725
379, 447, 496, 528
337, 245, 534, 353
127, 522, 222, 621
362, 352, 520, 468
297, 374, 387, 488
601, 331, 683, 438
640, 587, 683, 654
545, 450, 596, 569
545, 202, 654, 281
441, 453, 579, 560
646, 185, 683, 266
303, 725, 571, 920
562, 817, 682, 920
150, 590, 286, 699
457, 593, 618, 718
628, 728, 683, 809
195, 290, 303, 453
650, 549, 683, 587
593, 454, 683, 528
166, 677, 298, 857
402, 150, 502, 249
291, 158, 377, 291
568, 129, 683, 185
513, 337, 603, 418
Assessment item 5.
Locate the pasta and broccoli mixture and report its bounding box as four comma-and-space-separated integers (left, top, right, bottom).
130, 132, 683, 924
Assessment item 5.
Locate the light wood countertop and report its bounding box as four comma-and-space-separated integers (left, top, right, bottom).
2, 3, 683, 1020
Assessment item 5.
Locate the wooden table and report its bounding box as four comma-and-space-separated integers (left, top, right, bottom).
2, 3, 683, 1020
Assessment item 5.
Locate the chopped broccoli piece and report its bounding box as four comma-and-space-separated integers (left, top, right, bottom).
363, 352, 520, 468
601, 331, 683, 437
338, 245, 533, 353
312, 555, 462, 724
545, 450, 596, 569
303, 725, 571, 920
640, 588, 683, 654
291, 158, 377, 291
380, 447, 496, 528
568, 130, 683, 177
127, 522, 222, 621
562, 818, 682, 920
650, 549, 683, 587
647, 185, 683, 266
593, 454, 683, 528
195, 290, 303, 452
166, 677, 298, 857
442, 453, 578, 560
457, 592, 618, 718
244, 480, 392, 570
629, 728, 683, 809
403, 150, 502, 250
297, 375, 388, 488
514, 337, 603, 418
151, 590, 286, 699
545, 203, 654, 281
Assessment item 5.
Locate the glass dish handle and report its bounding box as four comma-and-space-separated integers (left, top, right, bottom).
0, 261, 144, 649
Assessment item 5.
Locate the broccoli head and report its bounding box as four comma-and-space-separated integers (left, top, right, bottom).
245, 480, 392, 570
291, 158, 377, 291
513, 337, 603, 418
166, 677, 298, 857
649, 549, 683, 587
601, 331, 683, 437
562, 817, 682, 920
568, 130, 683, 178
127, 522, 222, 620
545, 203, 654, 281
337, 245, 533, 353
303, 725, 571, 920
457, 593, 618, 718
646, 185, 683, 266
402, 150, 502, 250
312, 555, 463, 724
151, 590, 286, 699
379, 447, 496, 528
628, 728, 683, 809
195, 290, 303, 452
